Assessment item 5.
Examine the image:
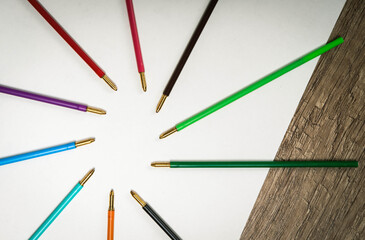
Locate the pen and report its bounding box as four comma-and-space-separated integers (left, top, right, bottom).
0, 138, 94, 167
28, 0, 117, 91
131, 190, 182, 240
29, 169, 95, 240
126, 0, 147, 91
0, 85, 106, 115
151, 160, 358, 168
156, 0, 219, 112
108, 189, 115, 240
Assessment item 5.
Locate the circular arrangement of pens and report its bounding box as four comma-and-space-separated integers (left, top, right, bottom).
0, 1, 357, 240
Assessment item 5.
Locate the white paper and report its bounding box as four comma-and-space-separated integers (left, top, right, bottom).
0, 0, 345, 239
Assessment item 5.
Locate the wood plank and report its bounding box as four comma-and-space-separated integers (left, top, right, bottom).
241, 0, 365, 239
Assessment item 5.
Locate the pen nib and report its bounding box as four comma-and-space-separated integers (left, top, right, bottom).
109, 189, 114, 211
79, 168, 95, 186
159, 127, 177, 139
130, 190, 146, 207
75, 138, 95, 147
156, 94, 167, 113
86, 106, 106, 115
102, 75, 118, 91
140, 72, 147, 92
151, 162, 170, 167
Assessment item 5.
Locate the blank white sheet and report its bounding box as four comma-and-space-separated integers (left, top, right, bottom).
0, 0, 345, 239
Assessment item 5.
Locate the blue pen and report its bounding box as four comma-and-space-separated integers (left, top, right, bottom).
0, 138, 94, 166
29, 169, 95, 240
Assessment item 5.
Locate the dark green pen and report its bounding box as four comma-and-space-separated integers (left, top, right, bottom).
151, 161, 358, 168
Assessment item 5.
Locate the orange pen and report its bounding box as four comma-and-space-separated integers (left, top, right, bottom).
108, 189, 115, 240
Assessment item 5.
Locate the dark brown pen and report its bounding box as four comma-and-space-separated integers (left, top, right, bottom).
156, 0, 219, 113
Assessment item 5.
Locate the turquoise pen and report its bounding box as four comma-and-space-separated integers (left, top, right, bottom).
0, 138, 94, 167
29, 169, 95, 240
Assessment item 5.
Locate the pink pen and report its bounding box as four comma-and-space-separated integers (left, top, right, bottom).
126, 0, 146, 92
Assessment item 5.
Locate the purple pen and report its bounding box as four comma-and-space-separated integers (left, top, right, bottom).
0, 85, 106, 115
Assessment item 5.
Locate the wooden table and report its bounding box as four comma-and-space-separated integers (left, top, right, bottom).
241, 0, 365, 239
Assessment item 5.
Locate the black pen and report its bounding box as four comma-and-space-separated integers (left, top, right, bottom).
131, 190, 182, 240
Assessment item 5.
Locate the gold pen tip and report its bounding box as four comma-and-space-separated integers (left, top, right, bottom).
79, 168, 95, 186
151, 162, 170, 167
86, 106, 106, 115
156, 94, 167, 113
140, 72, 147, 92
75, 138, 95, 147
159, 127, 178, 139
102, 74, 118, 91
130, 190, 146, 207
109, 189, 115, 210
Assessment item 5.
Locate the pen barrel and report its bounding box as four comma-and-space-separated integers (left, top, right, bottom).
0, 85, 87, 112
27, 0, 105, 77
107, 211, 115, 240
143, 204, 182, 240
0, 142, 76, 167
169, 161, 358, 168
29, 183, 83, 240
126, 0, 145, 73
163, 0, 219, 96
175, 37, 344, 130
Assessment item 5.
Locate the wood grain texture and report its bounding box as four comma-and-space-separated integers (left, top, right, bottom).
241, 0, 365, 239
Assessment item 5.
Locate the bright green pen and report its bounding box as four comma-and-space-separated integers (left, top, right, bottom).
29, 169, 95, 240
159, 37, 344, 139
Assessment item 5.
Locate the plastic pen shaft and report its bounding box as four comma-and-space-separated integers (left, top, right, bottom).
160, 37, 344, 138
0, 138, 94, 167
126, 0, 147, 92
163, 0, 218, 96
143, 204, 182, 240
131, 191, 182, 240
107, 211, 114, 240
29, 183, 83, 240
108, 190, 114, 240
0, 142, 75, 166
156, 0, 219, 112
177, 37, 344, 130
0, 85, 106, 114
29, 169, 94, 240
151, 161, 358, 168
27, 0, 117, 91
